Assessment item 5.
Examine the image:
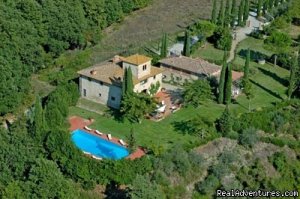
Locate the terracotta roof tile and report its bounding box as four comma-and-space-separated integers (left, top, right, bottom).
159, 56, 221, 76
122, 54, 152, 65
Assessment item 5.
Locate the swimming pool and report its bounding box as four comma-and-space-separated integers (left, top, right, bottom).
71, 129, 129, 160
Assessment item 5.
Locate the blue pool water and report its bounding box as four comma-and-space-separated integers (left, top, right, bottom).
71, 129, 129, 160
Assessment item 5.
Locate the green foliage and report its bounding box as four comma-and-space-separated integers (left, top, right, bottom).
190, 20, 217, 39
238, 0, 245, 26
129, 175, 165, 199
264, 31, 292, 52
287, 55, 299, 99
123, 67, 134, 96
149, 81, 161, 95
231, 0, 237, 27
183, 31, 191, 57
183, 79, 212, 107
257, 0, 263, 17
32, 95, 45, 142
243, 0, 249, 22
160, 33, 168, 58
212, 27, 232, 50
218, 53, 227, 104
121, 93, 157, 123
218, 0, 225, 26
216, 106, 233, 136
127, 128, 137, 152
224, 0, 232, 26
211, 0, 218, 24
238, 127, 259, 148
0, 0, 151, 116
224, 64, 232, 105
196, 174, 220, 195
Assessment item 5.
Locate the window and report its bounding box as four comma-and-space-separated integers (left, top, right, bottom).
142, 64, 147, 71
99, 93, 101, 97
111, 96, 116, 101
99, 81, 103, 85
141, 79, 148, 85
88, 77, 91, 81
153, 75, 156, 79
83, 89, 87, 97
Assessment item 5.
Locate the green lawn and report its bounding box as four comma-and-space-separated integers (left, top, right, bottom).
69, 37, 290, 150
69, 105, 208, 150
191, 43, 224, 64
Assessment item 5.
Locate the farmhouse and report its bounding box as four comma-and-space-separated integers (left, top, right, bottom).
159, 55, 221, 83
78, 54, 163, 109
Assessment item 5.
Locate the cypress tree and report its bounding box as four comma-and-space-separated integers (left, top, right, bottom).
224, 0, 231, 26
224, 63, 232, 104
238, 0, 244, 26
122, 68, 128, 96
263, 0, 268, 14
217, 105, 233, 135
183, 31, 191, 57
218, 0, 225, 27
287, 55, 298, 99
257, 0, 263, 17
269, 0, 274, 8
160, 33, 168, 58
33, 95, 45, 141
274, 0, 280, 6
211, 0, 218, 24
243, 48, 250, 83
218, 51, 228, 104
126, 67, 134, 95
231, 0, 237, 27
243, 0, 249, 23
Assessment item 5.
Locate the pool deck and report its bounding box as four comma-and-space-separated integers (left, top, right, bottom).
69, 116, 146, 160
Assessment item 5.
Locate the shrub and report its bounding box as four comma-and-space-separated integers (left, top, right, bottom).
210, 27, 232, 50
264, 31, 292, 51
238, 127, 259, 148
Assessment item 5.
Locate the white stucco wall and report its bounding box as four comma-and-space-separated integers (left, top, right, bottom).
134, 73, 163, 94
79, 76, 122, 109
123, 61, 151, 79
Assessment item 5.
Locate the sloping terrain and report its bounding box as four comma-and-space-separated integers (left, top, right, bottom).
92, 0, 212, 63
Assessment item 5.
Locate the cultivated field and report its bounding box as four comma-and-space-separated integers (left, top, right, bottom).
91, 0, 212, 63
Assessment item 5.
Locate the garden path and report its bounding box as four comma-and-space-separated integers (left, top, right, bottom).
227, 12, 261, 62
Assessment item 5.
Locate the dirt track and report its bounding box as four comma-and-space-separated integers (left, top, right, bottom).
91, 0, 212, 63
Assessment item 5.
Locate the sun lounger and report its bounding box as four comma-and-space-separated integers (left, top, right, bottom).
107, 134, 112, 140
84, 126, 92, 131
95, 130, 103, 135
92, 155, 102, 160
119, 139, 126, 146
83, 151, 91, 155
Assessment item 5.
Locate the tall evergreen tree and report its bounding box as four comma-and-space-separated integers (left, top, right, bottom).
126, 67, 134, 95
211, 0, 218, 24
238, 0, 244, 26
33, 95, 45, 142
122, 67, 134, 95
263, 0, 268, 14
269, 0, 274, 8
218, 0, 225, 26
160, 33, 168, 58
243, 48, 250, 83
122, 68, 128, 96
287, 55, 298, 99
218, 51, 228, 104
216, 105, 233, 136
231, 0, 237, 27
224, 0, 231, 26
274, 0, 280, 6
183, 31, 191, 57
257, 0, 263, 17
224, 63, 232, 104
243, 0, 250, 23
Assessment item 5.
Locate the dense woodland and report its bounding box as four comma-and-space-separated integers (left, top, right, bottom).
0, 0, 300, 198
0, 0, 151, 116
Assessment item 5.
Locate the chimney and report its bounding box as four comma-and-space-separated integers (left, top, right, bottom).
90, 70, 97, 75
112, 55, 121, 63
